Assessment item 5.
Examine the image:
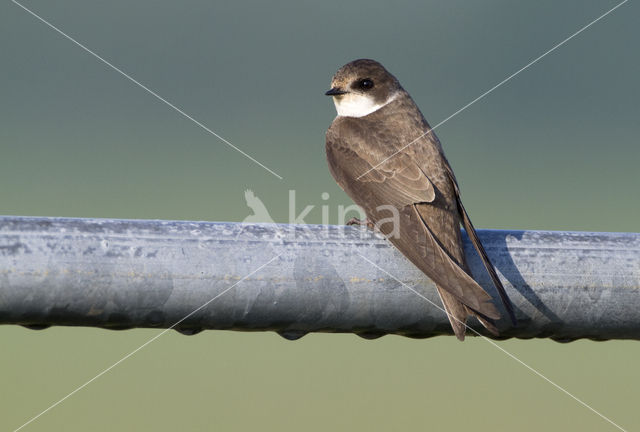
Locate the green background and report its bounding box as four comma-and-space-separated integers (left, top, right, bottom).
1, 1, 638, 430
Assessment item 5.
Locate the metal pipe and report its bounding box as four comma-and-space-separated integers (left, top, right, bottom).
0, 216, 638, 341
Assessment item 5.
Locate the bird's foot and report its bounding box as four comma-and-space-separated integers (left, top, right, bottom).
346, 217, 376, 231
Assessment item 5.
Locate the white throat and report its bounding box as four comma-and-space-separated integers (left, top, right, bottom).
333, 92, 398, 118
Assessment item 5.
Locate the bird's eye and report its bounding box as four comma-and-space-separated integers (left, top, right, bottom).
358, 79, 374, 90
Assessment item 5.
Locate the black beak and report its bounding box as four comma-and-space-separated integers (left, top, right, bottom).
325, 87, 348, 96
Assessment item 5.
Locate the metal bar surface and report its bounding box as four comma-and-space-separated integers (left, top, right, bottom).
0, 216, 638, 341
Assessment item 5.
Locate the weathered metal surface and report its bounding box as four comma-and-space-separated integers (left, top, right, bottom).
0, 216, 638, 341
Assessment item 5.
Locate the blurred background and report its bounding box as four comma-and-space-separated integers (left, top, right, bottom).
1, 0, 638, 430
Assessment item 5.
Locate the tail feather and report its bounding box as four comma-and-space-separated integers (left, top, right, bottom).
467, 307, 500, 336
436, 286, 468, 341
456, 198, 517, 326
437, 285, 503, 340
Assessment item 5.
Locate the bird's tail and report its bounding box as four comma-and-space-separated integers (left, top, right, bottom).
436, 285, 499, 341
456, 198, 518, 326
435, 286, 467, 341
444, 162, 517, 326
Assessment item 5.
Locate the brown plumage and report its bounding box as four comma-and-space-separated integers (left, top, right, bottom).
325, 59, 516, 340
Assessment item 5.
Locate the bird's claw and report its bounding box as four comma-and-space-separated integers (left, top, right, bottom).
346, 217, 376, 231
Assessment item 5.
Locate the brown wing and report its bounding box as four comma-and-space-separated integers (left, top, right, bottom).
326, 122, 500, 322
326, 140, 435, 208
443, 162, 518, 325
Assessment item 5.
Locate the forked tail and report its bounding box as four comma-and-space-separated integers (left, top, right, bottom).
456, 197, 518, 326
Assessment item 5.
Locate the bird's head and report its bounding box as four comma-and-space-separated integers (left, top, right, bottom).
325, 59, 401, 118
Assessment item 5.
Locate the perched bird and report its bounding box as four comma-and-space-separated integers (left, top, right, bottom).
325, 59, 516, 340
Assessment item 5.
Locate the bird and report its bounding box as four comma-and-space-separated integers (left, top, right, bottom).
324, 59, 516, 340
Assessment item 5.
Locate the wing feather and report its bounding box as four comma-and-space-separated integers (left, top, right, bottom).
443, 163, 518, 325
